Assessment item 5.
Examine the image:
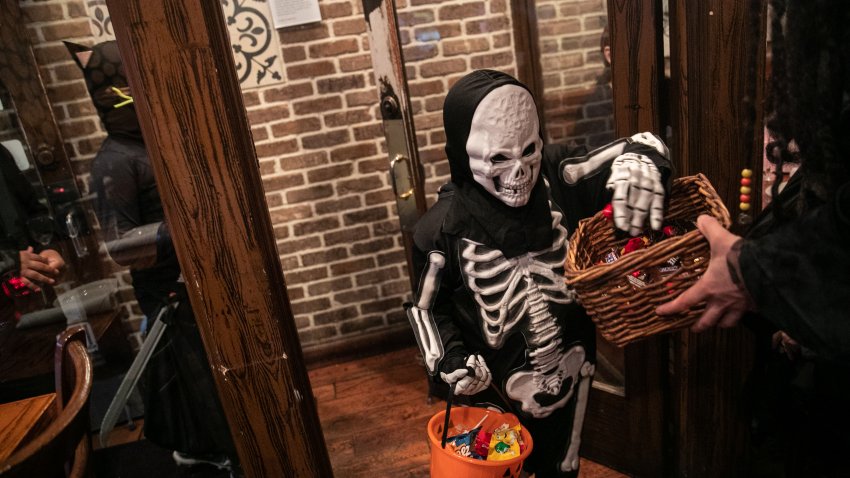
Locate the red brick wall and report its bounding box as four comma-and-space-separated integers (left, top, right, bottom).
536, 0, 615, 148
19, 0, 521, 349
262, 0, 518, 344
17, 0, 621, 352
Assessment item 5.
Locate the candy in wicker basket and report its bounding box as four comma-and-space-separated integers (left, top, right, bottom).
564, 174, 731, 347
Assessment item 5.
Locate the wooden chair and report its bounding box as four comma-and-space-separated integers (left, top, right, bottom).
0, 325, 93, 477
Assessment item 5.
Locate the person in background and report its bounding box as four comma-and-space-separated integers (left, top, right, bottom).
0, 143, 65, 292
66, 40, 237, 474
600, 25, 611, 79
657, 1, 849, 476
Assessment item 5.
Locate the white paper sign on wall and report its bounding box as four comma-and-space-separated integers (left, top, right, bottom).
268, 0, 322, 29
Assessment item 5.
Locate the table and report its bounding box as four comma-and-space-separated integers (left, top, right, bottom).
0, 305, 131, 401
0, 393, 56, 463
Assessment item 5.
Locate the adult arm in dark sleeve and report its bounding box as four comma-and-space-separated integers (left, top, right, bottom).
739, 181, 850, 359
658, 181, 850, 360
0, 248, 19, 277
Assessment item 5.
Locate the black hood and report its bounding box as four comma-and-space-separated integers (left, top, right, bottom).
443, 69, 530, 185
67, 40, 143, 141
441, 70, 554, 258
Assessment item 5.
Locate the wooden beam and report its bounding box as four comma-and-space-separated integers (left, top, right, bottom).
607, 0, 665, 136
104, 1, 333, 476
510, 0, 546, 132
669, 0, 766, 220
667, 0, 767, 476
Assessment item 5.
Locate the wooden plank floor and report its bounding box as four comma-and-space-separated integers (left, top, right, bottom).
309, 346, 628, 478
100, 346, 627, 477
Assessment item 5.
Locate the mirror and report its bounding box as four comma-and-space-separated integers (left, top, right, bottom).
533, 0, 624, 393
0, 0, 140, 447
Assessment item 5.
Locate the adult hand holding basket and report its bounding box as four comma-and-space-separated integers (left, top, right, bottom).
564, 174, 731, 347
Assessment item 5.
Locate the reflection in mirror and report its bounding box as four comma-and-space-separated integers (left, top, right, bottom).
1, 81, 60, 313
67, 38, 237, 464
0, 91, 126, 469
536, 0, 615, 148
0, 4, 137, 453
760, 2, 798, 210
534, 0, 624, 393
661, 0, 672, 143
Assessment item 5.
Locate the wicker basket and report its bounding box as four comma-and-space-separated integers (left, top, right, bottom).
564, 174, 731, 347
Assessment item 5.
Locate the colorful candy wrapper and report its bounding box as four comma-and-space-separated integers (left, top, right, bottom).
472, 430, 492, 459
446, 427, 482, 459
601, 248, 619, 264
657, 256, 681, 276
621, 236, 651, 255
626, 270, 650, 289
487, 424, 522, 461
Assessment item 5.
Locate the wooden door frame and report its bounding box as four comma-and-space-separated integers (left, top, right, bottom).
511, 0, 546, 132
105, 1, 333, 476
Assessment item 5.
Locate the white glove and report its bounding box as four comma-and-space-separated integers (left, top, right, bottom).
440, 354, 492, 396
606, 152, 665, 236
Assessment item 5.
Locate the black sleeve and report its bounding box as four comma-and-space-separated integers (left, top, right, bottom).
739, 181, 850, 360
0, 249, 20, 277
92, 150, 143, 236
623, 141, 674, 189
0, 145, 48, 250
541, 143, 604, 232
0, 144, 47, 220
91, 144, 178, 269
411, 195, 469, 373
542, 138, 674, 232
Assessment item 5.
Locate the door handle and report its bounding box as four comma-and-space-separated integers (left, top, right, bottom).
390, 154, 415, 200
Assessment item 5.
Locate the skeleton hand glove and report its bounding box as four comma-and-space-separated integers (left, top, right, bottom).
606, 150, 665, 236
439, 353, 492, 396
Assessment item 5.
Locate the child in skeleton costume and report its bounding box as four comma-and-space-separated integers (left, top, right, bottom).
409, 70, 671, 477
66, 41, 237, 469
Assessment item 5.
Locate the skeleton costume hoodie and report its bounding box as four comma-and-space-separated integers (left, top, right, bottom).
410, 70, 671, 477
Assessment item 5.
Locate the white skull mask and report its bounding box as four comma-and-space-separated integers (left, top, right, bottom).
466, 84, 543, 208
